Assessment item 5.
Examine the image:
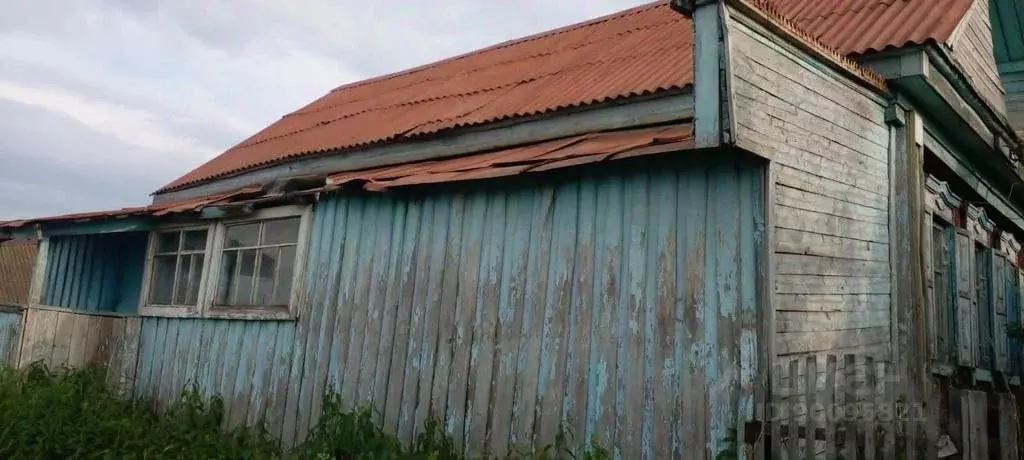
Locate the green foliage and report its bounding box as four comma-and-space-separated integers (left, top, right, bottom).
0, 364, 610, 459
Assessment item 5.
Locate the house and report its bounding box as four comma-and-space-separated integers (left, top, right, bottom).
2, 0, 1023, 457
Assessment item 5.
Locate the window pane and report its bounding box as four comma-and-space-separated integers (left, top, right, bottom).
157, 231, 180, 253
254, 248, 279, 305
186, 254, 204, 305
263, 218, 300, 245
173, 255, 191, 305
150, 255, 177, 304
217, 251, 237, 305
234, 249, 258, 305
182, 230, 208, 251
225, 223, 260, 248
273, 246, 297, 306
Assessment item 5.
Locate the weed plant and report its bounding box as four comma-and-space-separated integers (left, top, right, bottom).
0, 363, 609, 459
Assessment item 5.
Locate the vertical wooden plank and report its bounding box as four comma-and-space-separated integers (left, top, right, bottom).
678, 167, 708, 459
228, 321, 261, 429
384, 202, 422, 433
844, 355, 857, 460
32, 309, 59, 368
787, 360, 799, 460
132, 318, 158, 399
510, 186, 555, 449
999, 393, 1020, 460
466, 193, 506, 450
217, 322, 244, 429
445, 193, 485, 450
67, 312, 89, 368
804, 357, 817, 460
485, 191, 529, 456
427, 194, 466, 432
294, 197, 341, 440
49, 311, 73, 369
356, 199, 401, 411
409, 199, 450, 437
266, 323, 297, 443
823, 355, 837, 459
382, 202, 421, 436
771, 362, 783, 458
304, 198, 347, 436
28, 238, 50, 306
117, 317, 141, 397
537, 182, 577, 449
562, 177, 596, 453
881, 361, 895, 460
863, 357, 876, 460
246, 322, 276, 428
617, 169, 648, 458
644, 169, 676, 459
326, 198, 362, 409
369, 201, 408, 420
340, 199, 378, 410
102, 318, 126, 391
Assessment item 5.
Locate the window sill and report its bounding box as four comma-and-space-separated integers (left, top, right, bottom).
138, 306, 296, 321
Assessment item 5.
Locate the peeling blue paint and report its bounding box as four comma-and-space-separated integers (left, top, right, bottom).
42, 232, 147, 314
131, 154, 764, 457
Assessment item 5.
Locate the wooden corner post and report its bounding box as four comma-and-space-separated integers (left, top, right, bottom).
671, 0, 731, 148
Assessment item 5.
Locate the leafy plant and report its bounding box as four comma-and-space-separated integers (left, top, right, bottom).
0, 363, 611, 459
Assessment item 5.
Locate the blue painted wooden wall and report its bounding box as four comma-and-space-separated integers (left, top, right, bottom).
42, 232, 147, 314
0, 309, 21, 365
133, 154, 765, 458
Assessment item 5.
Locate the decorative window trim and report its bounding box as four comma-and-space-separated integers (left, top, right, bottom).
138, 205, 311, 320
924, 175, 962, 225
998, 231, 1021, 265
965, 203, 995, 247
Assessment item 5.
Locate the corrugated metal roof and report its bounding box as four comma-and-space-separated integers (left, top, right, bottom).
157, 0, 963, 194
157, 2, 692, 193
0, 239, 36, 306
771, 0, 974, 55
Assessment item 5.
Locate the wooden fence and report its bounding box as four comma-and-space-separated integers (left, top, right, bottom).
770, 354, 1023, 459
15, 306, 140, 394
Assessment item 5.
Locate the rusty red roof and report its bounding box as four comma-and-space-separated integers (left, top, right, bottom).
772, 0, 975, 54
151, 0, 969, 194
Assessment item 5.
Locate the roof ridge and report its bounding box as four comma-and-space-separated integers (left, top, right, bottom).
322, 1, 666, 96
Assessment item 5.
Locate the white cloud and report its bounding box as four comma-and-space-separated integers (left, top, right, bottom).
0, 0, 651, 219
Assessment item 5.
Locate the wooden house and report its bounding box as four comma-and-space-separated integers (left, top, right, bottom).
2, 0, 1024, 457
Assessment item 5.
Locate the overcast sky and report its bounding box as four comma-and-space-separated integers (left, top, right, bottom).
0, 0, 649, 220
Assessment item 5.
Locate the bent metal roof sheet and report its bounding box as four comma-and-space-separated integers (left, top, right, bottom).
3, 123, 692, 228
158, 0, 967, 194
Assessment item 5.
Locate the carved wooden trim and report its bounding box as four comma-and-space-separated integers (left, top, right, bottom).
965, 203, 995, 246
925, 175, 962, 224
998, 231, 1022, 264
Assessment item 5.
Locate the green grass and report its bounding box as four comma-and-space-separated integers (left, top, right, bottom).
0, 363, 609, 459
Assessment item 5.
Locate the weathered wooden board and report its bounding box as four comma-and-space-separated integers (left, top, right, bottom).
727, 11, 891, 366
0, 309, 21, 365
948, 0, 1006, 114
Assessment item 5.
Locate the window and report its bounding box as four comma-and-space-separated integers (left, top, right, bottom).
215, 217, 299, 308
149, 228, 209, 307
139, 206, 310, 319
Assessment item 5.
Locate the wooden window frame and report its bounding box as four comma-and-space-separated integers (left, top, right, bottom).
138, 205, 311, 320
924, 175, 962, 371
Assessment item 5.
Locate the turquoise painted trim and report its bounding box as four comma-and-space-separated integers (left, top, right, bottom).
692, 3, 721, 148
0, 309, 20, 365
41, 218, 152, 237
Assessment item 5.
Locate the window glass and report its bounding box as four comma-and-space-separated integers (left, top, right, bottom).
216, 217, 300, 308
148, 228, 208, 307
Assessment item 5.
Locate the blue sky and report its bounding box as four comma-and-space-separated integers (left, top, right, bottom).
0, 0, 649, 219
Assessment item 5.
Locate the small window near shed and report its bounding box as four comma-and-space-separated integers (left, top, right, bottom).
149, 228, 209, 307
215, 217, 299, 308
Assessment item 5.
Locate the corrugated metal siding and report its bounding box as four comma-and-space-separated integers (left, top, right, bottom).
0, 309, 20, 365
42, 232, 147, 314
134, 154, 765, 458
0, 240, 36, 306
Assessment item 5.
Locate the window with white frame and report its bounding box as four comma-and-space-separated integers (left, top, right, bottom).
140, 206, 310, 319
